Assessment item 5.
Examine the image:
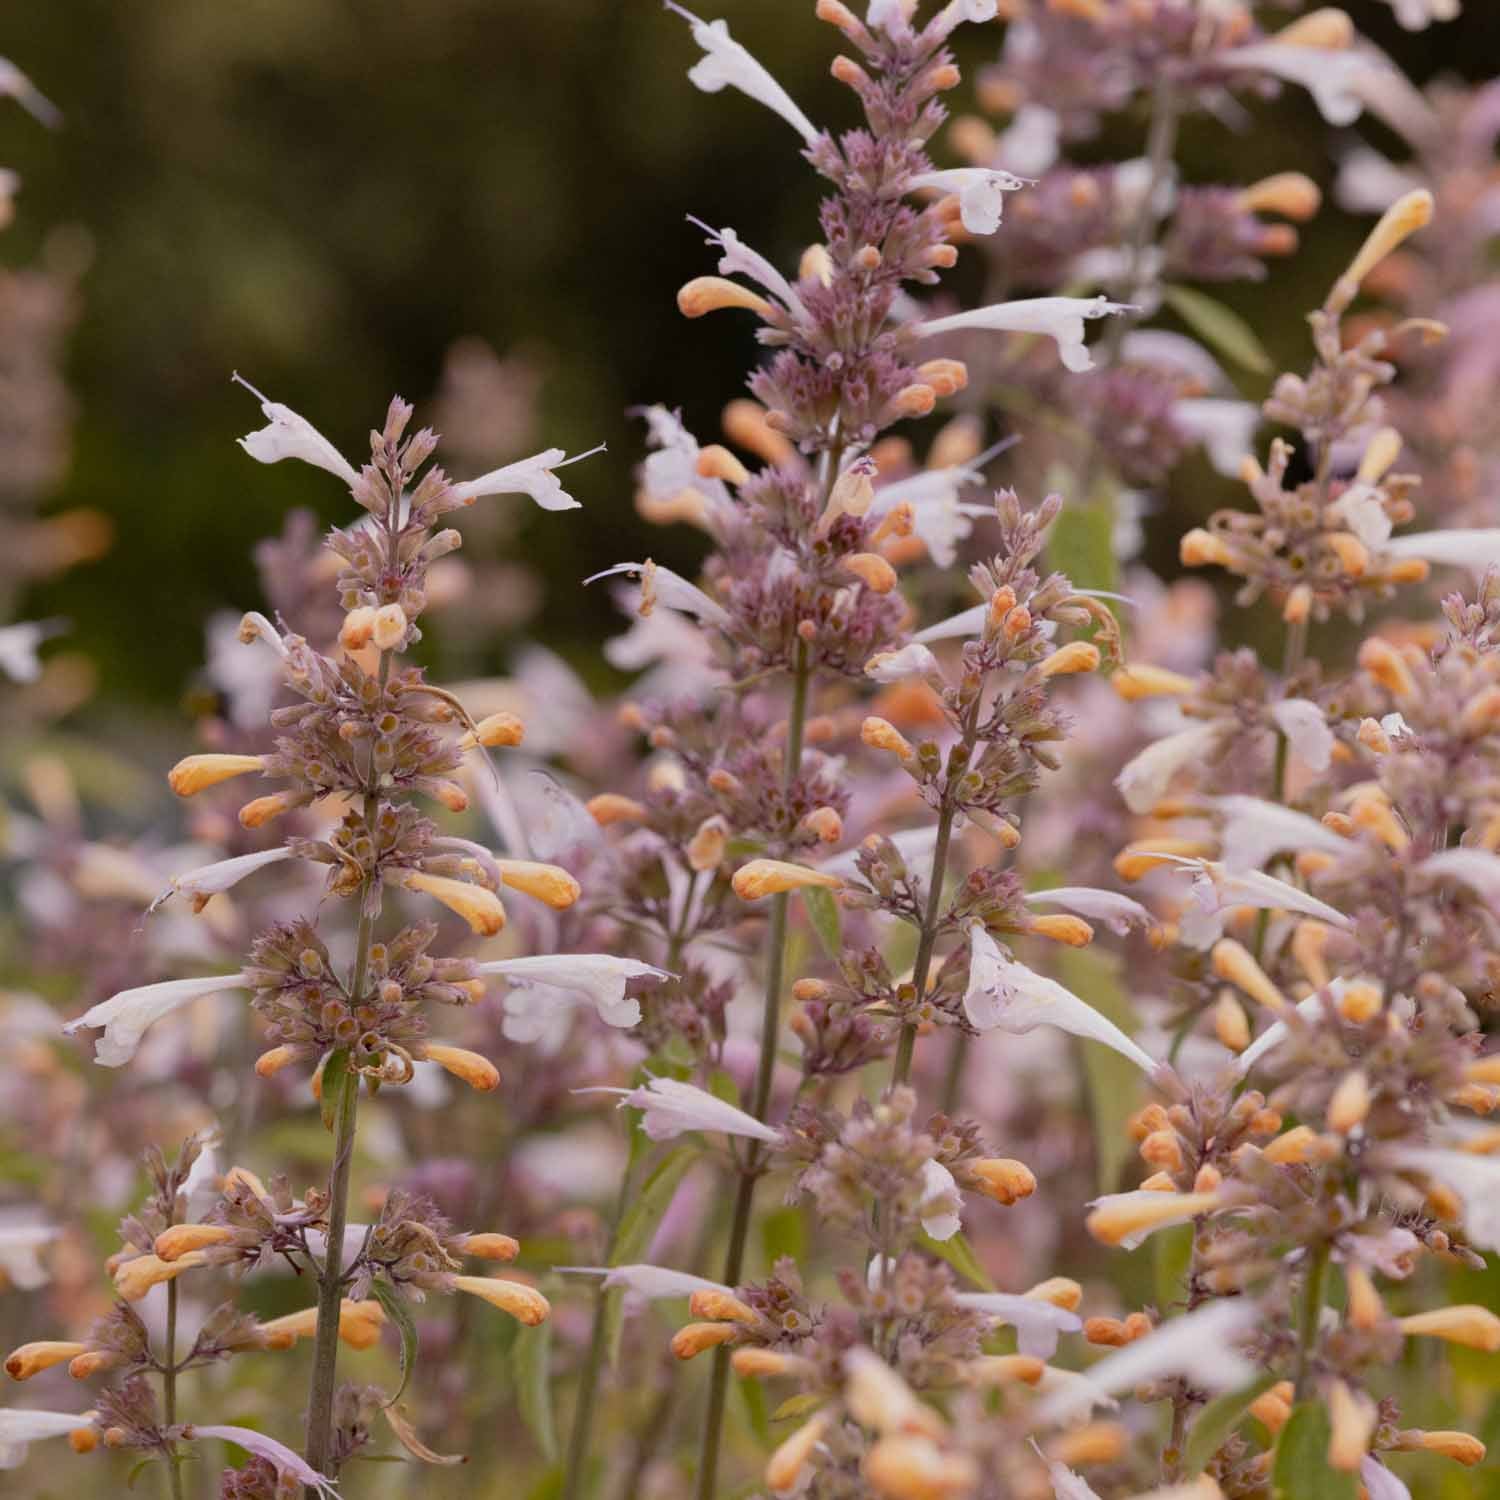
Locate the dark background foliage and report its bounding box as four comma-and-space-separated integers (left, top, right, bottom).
3, 0, 1497, 708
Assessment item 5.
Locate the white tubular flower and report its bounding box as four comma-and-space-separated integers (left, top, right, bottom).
560, 1264, 731, 1299
1272, 700, 1332, 768
476, 954, 672, 1030
0, 58, 61, 128
585, 562, 734, 631
1116, 721, 1229, 815
63, 973, 246, 1067
1174, 860, 1349, 949
0, 622, 48, 683
0, 1408, 93, 1470
1384, 528, 1500, 574
912, 602, 987, 644
1385, 1147, 1500, 1252
233, 374, 358, 487
964, 925, 1158, 1073
1023, 887, 1154, 935
864, 643, 942, 683
1217, 795, 1350, 872
952, 1292, 1083, 1359
1418, 848, 1500, 907
1174, 398, 1259, 477
914, 296, 1134, 373
1221, 42, 1376, 128
666, 4, 820, 148
694, 220, 809, 324
908, 168, 1027, 235
1036, 1300, 1260, 1425
606, 1076, 781, 1144
157, 846, 296, 910
0, 1223, 55, 1291
919, 1159, 962, 1241
184, 1426, 337, 1498
449, 444, 603, 511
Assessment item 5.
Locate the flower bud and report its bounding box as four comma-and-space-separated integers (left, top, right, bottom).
154, 1224, 235, 1261
1038, 641, 1100, 678
1211, 938, 1289, 1013
167, 753, 265, 798
5, 1341, 87, 1381
1261, 1126, 1327, 1165
968, 1158, 1036, 1206
497, 859, 581, 910
863, 1436, 976, 1500
254, 1044, 302, 1079
844, 552, 899, 593
678, 276, 775, 320
1214, 992, 1251, 1052
1397, 1304, 1500, 1351
402, 871, 507, 935
696, 444, 750, 486
238, 791, 300, 829
688, 1289, 758, 1324
1180, 529, 1235, 568
1237, 172, 1322, 221
1327, 1070, 1371, 1133
1394, 1429, 1486, 1466
1112, 664, 1195, 700
419, 1043, 500, 1092
1327, 1379, 1376, 1471
114, 1251, 208, 1302
766, 1412, 831, 1496
722, 399, 795, 466
1358, 637, 1417, 697
671, 1321, 738, 1359
967, 1354, 1044, 1386
1345, 1264, 1385, 1330
916, 359, 968, 397
731, 859, 843, 901
1029, 913, 1094, 947
372, 603, 407, 651
456, 1233, 520, 1261
460, 711, 525, 750
732, 1347, 812, 1378
1048, 1422, 1127, 1466
453, 1275, 550, 1325
1085, 1190, 1220, 1246
1331, 190, 1434, 312
69, 1351, 121, 1379
862, 716, 915, 761
586, 793, 648, 826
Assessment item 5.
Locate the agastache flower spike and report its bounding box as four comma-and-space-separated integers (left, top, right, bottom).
913, 296, 1134, 373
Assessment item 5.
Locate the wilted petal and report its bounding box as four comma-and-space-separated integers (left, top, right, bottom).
63, 973, 245, 1067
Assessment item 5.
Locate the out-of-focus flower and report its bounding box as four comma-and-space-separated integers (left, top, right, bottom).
0, 1407, 94, 1470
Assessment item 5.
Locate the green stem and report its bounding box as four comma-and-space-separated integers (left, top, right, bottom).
163, 1278, 183, 1500
694, 641, 810, 1500
1292, 1242, 1330, 1401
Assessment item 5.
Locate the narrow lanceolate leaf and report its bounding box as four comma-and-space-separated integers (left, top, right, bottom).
1044, 462, 1118, 597
738, 1368, 770, 1444
1272, 1403, 1357, 1500
319, 1049, 350, 1133
1183, 1373, 1277, 1476
371, 1280, 419, 1406
800, 885, 843, 961
917, 1229, 995, 1292
1162, 283, 1274, 376
514, 1317, 557, 1462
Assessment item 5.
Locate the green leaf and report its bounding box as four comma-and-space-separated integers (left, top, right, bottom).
319, 1049, 350, 1133
771, 1392, 828, 1424
1153, 1222, 1194, 1313
514, 1317, 558, 1462
707, 1069, 742, 1108
371, 1280, 420, 1405
760, 1204, 806, 1268
606, 1145, 699, 1364
1044, 464, 1118, 596
1053, 947, 1142, 1193
738, 1369, 770, 1445
1272, 1403, 1357, 1500
1183, 1373, 1277, 1476
1162, 283, 1273, 376
126, 1458, 161, 1490
800, 885, 843, 961
917, 1230, 995, 1292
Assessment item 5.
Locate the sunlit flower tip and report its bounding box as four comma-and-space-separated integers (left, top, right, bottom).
1345, 1264, 1385, 1330
400, 871, 506, 935
863, 1436, 977, 1500
418, 1043, 500, 1092
1038, 641, 1100, 679
969, 1157, 1037, 1205
166, 752, 265, 797
671, 1321, 738, 1359
842, 552, 899, 594
845, 1348, 945, 1439
458, 710, 525, 751
688, 1289, 757, 1323
1237, 172, 1322, 221
64, 972, 244, 1067
1179, 528, 1235, 568
765, 1410, 831, 1496
154, 1223, 234, 1261
586, 793, 648, 826
695, 443, 751, 486
1025, 1277, 1083, 1311
114, 1250, 208, 1301
914, 295, 1132, 374
1210, 938, 1288, 1014
1111, 663, 1195, 700
677, 275, 777, 321
667, 3, 820, 146
916, 358, 969, 397
494, 859, 581, 911
370, 603, 407, 652
451, 1274, 549, 1326
731, 858, 843, 900
1357, 637, 1416, 697
1395, 1430, 1487, 1466
1028, 913, 1094, 946
5, 1341, 86, 1381
1116, 722, 1228, 815
1113, 838, 1216, 882
908, 168, 1025, 235
733, 1347, 814, 1378
233, 375, 359, 487
1333, 190, 1434, 306
1084, 1190, 1221, 1248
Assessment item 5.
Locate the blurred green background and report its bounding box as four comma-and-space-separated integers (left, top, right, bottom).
2, 0, 1498, 710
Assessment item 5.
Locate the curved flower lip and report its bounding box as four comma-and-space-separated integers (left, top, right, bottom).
1154, 856, 1350, 936
1035, 1299, 1260, 1426
184, 1425, 339, 1498
476, 954, 673, 1031
558, 1264, 731, 1299
666, 3, 821, 149
913, 296, 1136, 373
584, 562, 733, 631
907, 168, 1029, 235
963, 925, 1159, 1074
63, 973, 246, 1067
233, 373, 358, 487
951, 1292, 1083, 1360
1116, 721, 1230, 816
580, 1076, 780, 1144
449, 444, 604, 512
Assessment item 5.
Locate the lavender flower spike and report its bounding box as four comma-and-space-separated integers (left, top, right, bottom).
186, 1425, 339, 1497
665, 3, 821, 149
913, 296, 1135, 373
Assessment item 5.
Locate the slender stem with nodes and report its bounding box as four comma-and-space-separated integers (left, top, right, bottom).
162, 1277, 183, 1500
694, 638, 811, 1500
1292, 1241, 1330, 1401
